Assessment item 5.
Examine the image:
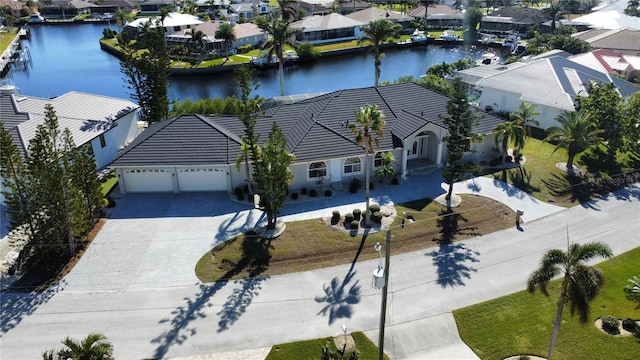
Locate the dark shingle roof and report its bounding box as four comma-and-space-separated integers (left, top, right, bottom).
111, 83, 506, 167
487, 7, 551, 24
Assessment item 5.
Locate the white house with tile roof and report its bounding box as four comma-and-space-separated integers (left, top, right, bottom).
109, 83, 506, 194
476, 55, 639, 130
123, 12, 203, 37
0, 91, 140, 204
290, 13, 365, 44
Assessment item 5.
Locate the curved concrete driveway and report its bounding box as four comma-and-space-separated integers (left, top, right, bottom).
1, 173, 638, 360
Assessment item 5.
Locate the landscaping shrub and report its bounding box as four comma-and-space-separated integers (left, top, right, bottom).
369, 204, 381, 214
518, 356, 530, 360
622, 318, 640, 334
371, 211, 382, 223
391, 177, 399, 185
353, 208, 361, 221
291, 192, 299, 200
369, 182, 375, 190
309, 189, 317, 197
332, 210, 340, 222
301, 188, 308, 195
349, 178, 361, 193
350, 220, 359, 230
234, 187, 244, 201
345, 212, 354, 223
324, 190, 332, 197
601, 315, 620, 334
243, 184, 250, 193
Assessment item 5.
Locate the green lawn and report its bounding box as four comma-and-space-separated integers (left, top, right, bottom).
100, 170, 118, 196
454, 247, 640, 360
265, 331, 390, 360
0, 29, 18, 53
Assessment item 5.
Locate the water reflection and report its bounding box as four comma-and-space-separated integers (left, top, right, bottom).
10, 23, 503, 101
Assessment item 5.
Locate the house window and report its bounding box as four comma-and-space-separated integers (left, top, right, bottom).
343, 157, 361, 174
308, 161, 327, 179
374, 153, 383, 168
173, 26, 181, 32
99, 134, 106, 148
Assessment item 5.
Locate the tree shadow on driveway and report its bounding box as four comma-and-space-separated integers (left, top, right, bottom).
426, 242, 479, 288
0, 280, 65, 336
151, 232, 271, 358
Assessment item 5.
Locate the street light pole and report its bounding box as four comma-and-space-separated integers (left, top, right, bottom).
378, 228, 391, 360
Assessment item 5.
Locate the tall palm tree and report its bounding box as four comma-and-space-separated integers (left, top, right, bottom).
235, 140, 255, 195
420, 0, 437, 31
544, 110, 603, 169
186, 28, 207, 58
42, 333, 114, 360
527, 242, 612, 360
256, 13, 300, 96
348, 104, 386, 227
493, 120, 524, 154
113, 8, 132, 30
215, 22, 237, 60
358, 19, 402, 87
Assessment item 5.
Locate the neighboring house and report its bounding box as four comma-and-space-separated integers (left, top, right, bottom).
335, 1, 370, 14
109, 82, 505, 195
0, 0, 24, 18
573, 0, 640, 30
139, 0, 174, 13
295, 1, 331, 17
569, 49, 640, 83
90, 0, 135, 15
572, 27, 640, 56
41, 0, 96, 19
227, 3, 256, 21
475, 55, 638, 130
291, 13, 365, 44
0, 90, 140, 204
481, 6, 551, 37
407, 4, 464, 30
346, 7, 415, 33
123, 12, 203, 37
166, 20, 267, 55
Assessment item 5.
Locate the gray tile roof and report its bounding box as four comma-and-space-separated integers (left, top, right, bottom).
0, 92, 138, 157
111, 83, 506, 167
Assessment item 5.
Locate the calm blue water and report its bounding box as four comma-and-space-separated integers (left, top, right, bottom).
10, 23, 500, 101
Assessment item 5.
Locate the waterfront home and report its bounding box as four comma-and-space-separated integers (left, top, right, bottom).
407, 4, 464, 30
123, 12, 203, 37
480, 6, 551, 37
290, 13, 365, 45
346, 7, 415, 33
165, 20, 267, 56
108, 82, 505, 195
139, 0, 174, 13
473, 55, 638, 130
40, 0, 95, 19
294, 1, 331, 17
573, 0, 640, 30
91, 0, 136, 15
0, 91, 140, 204
0, 0, 25, 18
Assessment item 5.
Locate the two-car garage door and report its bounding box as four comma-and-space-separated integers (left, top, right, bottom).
121, 167, 228, 193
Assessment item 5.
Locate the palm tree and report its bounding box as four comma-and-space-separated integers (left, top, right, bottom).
113, 8, 132, 30
186, 28, 207, 58
235, 140, 255, 195
527, 242, 612, 360
42, 333, 114, 360
510, 101, 540, 138
215, 22, 237, 60
348, 104, 386, 227
256, 13, 300, 96
545, 1, 562, 34
544, 109, 603, 169
277, 0, 299, 21
420, 0, 437, 31
358, 19, 402, 87
624, 276, 640, 309
493, 120, 525, 154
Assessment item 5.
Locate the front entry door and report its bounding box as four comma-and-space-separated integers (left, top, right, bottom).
407, 136, 428, 159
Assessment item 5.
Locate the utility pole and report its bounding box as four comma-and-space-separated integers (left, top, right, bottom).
378, 228, 391, 360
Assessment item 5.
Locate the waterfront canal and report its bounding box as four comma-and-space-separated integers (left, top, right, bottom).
10, 23, 503, 101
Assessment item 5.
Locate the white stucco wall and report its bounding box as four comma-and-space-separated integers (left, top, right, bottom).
91, 111, 140, 170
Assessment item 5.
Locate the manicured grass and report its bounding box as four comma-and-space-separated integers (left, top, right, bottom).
454, 247, 640, 360
483, 138, 581, 208
265, 331, 390, 360
0, 29, 18, 53
195, 194, 515, 282
100, 170, 118, 196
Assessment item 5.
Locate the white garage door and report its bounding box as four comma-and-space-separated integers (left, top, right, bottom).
176, 167, 227, 191
123, 168, 173, 193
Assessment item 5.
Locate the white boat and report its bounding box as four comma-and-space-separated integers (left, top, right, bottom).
29, 13, 46, 23
410, 30, 429, 43
477, 52, 500, 65
282, 50, 299, 61
438, 30, 459, 41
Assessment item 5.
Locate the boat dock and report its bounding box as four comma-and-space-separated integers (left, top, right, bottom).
0, 27, 32, 77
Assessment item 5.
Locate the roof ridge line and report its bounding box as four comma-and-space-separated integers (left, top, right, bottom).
109, 116, 177, 165
286, 92, 339, 153
197, 114, 243, 144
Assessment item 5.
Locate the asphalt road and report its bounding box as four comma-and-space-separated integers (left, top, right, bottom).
1, 184, 639, 359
